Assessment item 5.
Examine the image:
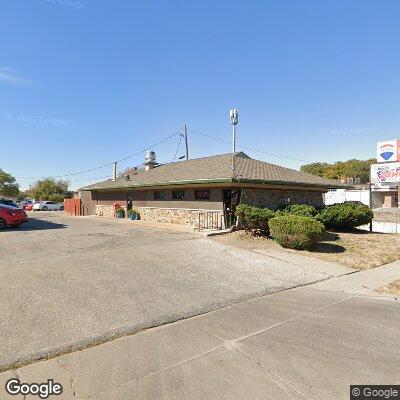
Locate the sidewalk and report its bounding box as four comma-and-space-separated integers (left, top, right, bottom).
253, 247, 351, 277
312, 259, 400, 297
1, 261, 399, 399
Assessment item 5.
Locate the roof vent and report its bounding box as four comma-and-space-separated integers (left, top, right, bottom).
143, 150, 158, 171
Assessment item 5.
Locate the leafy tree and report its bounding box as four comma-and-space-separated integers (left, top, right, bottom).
28, 179, 71, 202
0, 169, 19, 198
300, 159, 375, 183
300, 162, 330, 177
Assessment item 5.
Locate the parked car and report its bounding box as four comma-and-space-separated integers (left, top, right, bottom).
0, 199, 19, 208
24, 202, 35, 211
18, 200, 33, 209
32, 201, 64, 211
0, 204, 28, 229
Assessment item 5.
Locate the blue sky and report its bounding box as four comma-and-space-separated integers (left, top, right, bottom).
1, 0, 400, 190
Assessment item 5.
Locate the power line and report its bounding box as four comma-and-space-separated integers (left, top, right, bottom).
17, 176, 111, 184
116, 132, 180, 163
16, 131, 181, 179
189, 129, 312, 163
173, 134, 182, 160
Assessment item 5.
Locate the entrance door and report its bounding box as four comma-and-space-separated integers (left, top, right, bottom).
222, 189, 241, 228
127, 192, 133, 210
392, 192, 398, 208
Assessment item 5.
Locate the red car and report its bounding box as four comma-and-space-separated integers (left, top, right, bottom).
24, 203, 34, 211
0, 204, 28, 229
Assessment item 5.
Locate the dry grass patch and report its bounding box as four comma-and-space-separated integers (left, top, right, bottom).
214, 230, 400, 270
377, 279, 400, 295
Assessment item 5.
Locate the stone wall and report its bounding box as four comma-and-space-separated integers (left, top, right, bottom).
240, 188, 324, 209
135, 207, 216, 226
95, 205, 127, 217
94, 205, 223, 228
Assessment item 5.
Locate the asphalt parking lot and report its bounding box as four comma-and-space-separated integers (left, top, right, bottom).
0, 212, 334, 371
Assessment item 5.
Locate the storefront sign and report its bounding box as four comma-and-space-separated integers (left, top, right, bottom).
376, 140, 400, 162
371, 162, 400, 183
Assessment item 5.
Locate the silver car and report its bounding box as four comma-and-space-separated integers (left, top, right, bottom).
32, 201, 64, 211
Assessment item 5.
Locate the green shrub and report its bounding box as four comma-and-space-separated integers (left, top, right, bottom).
127, 208, 139, 220
281, 204, 318, 217
269, 215, 325, 250
317, 203, 373, 230
235, 204, 276, 233
127, 208, 137, 217
115, 207, 125, 218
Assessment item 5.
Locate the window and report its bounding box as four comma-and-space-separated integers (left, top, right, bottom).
154, 191, 165, 200
172, 190, 185, 200
194, 190, 210, 200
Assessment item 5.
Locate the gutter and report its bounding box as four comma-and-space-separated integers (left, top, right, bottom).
80, 177, 345, 191
79, 178, 232, 191
235, 178, 349, 190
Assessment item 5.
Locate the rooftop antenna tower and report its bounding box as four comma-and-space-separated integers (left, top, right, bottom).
229, 108, 239, 178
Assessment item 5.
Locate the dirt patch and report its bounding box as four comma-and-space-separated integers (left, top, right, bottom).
213, 230, 400, 270
377, 279, 400, 295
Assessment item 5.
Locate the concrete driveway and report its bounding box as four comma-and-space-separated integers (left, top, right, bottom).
0, 212, 344, 371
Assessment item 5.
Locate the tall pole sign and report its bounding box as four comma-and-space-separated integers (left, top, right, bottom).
371, 139, 400, 214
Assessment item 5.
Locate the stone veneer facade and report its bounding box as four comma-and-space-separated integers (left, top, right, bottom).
135, 207, 222, 227
240, 187, 324, 209
95, 204, 223, 228
95, 204, 125, 218
93, 186, 325, 227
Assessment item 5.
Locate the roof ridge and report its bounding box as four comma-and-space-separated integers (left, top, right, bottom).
157, 151, 250, 166
79, 151, 345, 190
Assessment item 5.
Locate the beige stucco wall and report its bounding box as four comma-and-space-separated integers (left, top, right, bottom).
132, 188, 223, 211
92, 188, 223, 210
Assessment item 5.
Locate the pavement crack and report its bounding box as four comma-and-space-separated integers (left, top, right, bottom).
234, 295, 355, 344
236, 347, 310, 400
13, 370, 26, 400
85, 297, 354, 399
57, 359, 80, 399
86, 344, 227, 399
198, 325, 225, 342
388, 306, 400, 321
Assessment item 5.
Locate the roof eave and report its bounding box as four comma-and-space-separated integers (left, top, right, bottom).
79, 178, 233, 191
80, 177, 348, 191
236, 178, 348, 189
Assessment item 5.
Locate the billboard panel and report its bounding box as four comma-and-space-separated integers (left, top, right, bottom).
371, 162, 400, 183
376, 140, 400, 162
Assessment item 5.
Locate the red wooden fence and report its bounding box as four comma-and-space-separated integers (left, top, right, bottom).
64, 198, 83, 216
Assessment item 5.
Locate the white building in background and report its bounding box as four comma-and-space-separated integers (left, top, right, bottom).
324, 185, 398, 209
325, 139, 400, 209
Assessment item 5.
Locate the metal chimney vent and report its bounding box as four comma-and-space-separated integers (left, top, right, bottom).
144, 150, 157, 171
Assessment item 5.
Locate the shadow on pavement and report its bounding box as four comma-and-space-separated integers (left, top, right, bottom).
1, 218, 67, 232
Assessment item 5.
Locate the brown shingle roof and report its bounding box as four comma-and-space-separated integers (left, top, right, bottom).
80, 152, 345, 190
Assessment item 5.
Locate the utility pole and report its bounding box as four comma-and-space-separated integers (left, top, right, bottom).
229, 108, 239, 178
184, 125, 189, 160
